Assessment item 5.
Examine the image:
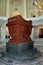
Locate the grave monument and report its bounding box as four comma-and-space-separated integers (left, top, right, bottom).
1, 14, 41, 63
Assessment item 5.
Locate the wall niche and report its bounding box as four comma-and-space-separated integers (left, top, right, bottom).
34, 25, 43, 39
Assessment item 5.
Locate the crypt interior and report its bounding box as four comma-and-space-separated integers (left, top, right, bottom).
0, 0, 43, 50
0, 0, 43, 65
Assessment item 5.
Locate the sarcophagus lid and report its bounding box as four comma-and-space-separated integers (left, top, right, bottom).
6, 15, 33, 43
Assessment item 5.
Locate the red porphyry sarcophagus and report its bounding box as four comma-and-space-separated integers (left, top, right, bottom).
6, 15, 33, 44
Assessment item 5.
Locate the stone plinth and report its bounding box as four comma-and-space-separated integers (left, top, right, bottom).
1, 41, 41, 61
6, 41, 34, 56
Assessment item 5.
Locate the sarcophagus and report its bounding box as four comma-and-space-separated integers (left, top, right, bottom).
6, 15, 33, 43
1, 15, 41, 61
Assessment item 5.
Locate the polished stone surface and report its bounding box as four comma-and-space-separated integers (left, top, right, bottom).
6, 15, 32, 43
0, 41, 41, 63
0, 41, 42, 65
6, 41, 34, 56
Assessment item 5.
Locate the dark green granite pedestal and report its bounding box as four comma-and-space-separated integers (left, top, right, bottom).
6, 41, 34, 56
1, 41, 41, 62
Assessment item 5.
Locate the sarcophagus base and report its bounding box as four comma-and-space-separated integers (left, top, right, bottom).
9, 38, 32, 43
1, 41, 41, 61
6, 41, 34, 56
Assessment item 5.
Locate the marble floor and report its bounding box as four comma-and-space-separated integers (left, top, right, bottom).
0, 50, 43, 65
0, 56, 43, 65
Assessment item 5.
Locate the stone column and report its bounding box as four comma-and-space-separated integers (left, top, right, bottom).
23, 0, 27, 18
31, 27, 35, 40
0, 0, 7, 16
6, 0, 10, 17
